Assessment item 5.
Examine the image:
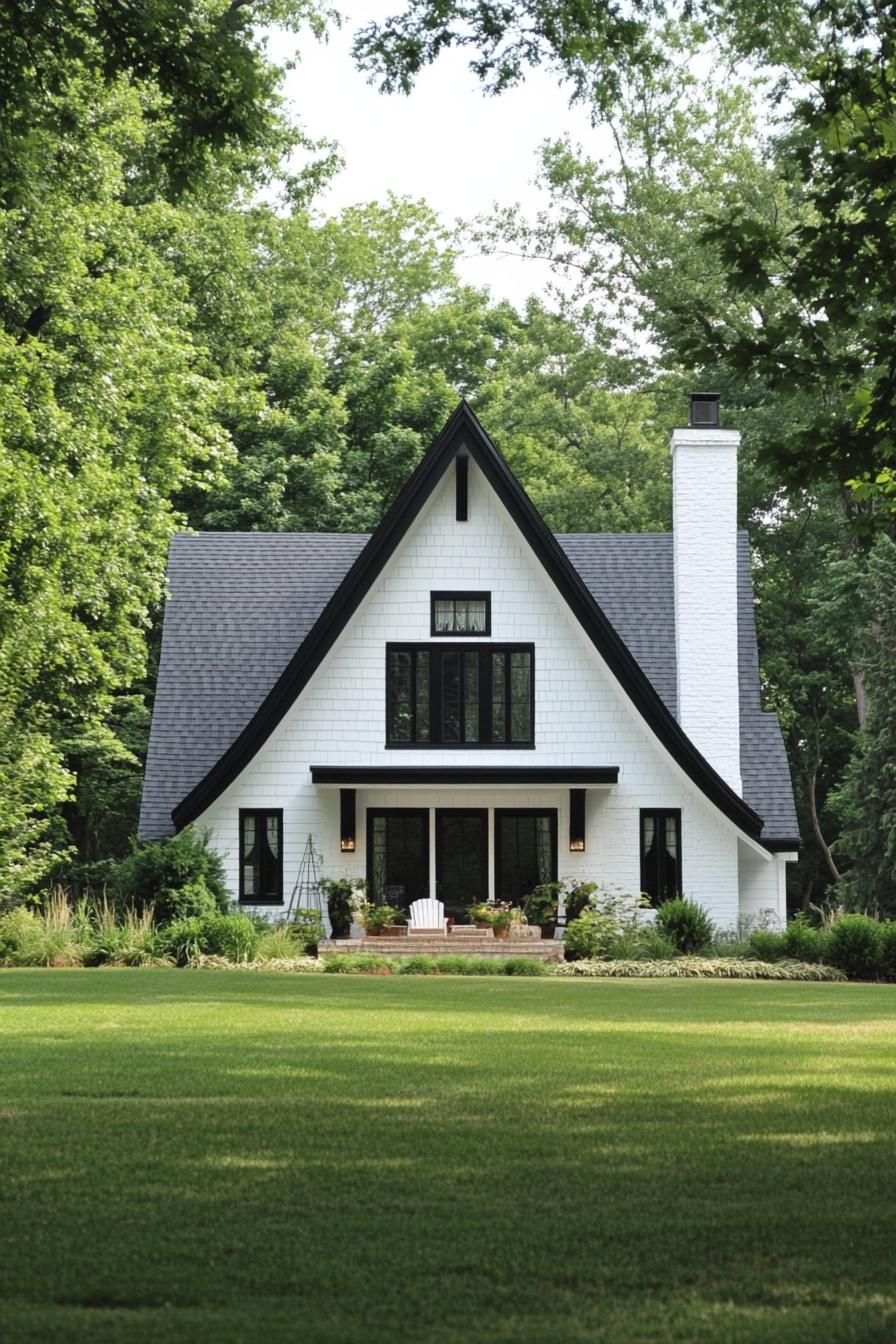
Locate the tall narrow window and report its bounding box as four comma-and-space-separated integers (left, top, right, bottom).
640, 810, 682, 905
239, 809, 283, 903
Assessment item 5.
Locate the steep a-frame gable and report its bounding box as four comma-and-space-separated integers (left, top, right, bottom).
168, 402, 764, 839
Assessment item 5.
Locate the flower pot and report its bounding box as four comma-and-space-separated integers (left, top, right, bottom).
493, 926, 510, 940
384, 925, 407, 937
540, 922, 557, 940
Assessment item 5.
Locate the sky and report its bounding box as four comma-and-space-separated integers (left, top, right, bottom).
266, 2, 605, 308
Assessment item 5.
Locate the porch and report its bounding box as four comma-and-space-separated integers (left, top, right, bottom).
312, 765, 618, 925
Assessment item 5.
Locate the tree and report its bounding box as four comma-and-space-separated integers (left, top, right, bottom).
833, 535, 896, 914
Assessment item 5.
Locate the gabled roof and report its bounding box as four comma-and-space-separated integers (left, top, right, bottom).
140, 403, 796, 846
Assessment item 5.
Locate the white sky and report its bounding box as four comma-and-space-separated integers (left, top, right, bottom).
266, 2, 606, 308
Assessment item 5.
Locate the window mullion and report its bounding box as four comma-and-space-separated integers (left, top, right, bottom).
480, 649, 490, 744
432, 650, 443, 745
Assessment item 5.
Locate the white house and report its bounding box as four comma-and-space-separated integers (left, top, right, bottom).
139, 399, 799, 929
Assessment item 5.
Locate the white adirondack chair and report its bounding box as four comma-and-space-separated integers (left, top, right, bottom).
407, 897, 449, 936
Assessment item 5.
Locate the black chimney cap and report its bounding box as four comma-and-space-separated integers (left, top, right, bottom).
690, 393, 720, 427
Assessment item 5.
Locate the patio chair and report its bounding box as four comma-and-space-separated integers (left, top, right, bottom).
407, 898, 449, 935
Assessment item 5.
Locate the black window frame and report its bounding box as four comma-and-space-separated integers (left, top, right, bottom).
639, 808, 682, 905
238, 808, 283, 904
385, 642, 535, 748
494, 808, 558, 905
430, 591, 491, 637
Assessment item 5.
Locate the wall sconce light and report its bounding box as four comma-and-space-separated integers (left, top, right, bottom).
569, 789, 586, 853
340, 788, 356, 853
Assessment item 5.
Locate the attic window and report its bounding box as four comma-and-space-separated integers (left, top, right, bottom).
456, 454, 468, 520
431, 592, 490, 636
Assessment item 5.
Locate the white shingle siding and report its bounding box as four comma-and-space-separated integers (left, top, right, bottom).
198, 459, 766, 928
672, 427, 742, 793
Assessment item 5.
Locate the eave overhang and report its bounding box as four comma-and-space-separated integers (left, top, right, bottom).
171, 402, 765, 841
310, 766, 619, 787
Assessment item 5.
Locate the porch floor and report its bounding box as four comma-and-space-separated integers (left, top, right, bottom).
320, 934, 564, 963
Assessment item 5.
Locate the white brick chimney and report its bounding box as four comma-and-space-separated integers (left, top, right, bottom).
671, 396, 742, 794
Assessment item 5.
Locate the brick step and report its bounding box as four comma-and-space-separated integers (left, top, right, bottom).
321, 937, 563, 962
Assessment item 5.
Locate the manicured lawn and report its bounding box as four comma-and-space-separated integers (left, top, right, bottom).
1, 972, 895, 1343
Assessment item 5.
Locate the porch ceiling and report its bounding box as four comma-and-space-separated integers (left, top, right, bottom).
309, 766, 618, 787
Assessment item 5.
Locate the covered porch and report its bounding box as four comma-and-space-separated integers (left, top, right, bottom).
311, 765, 618, 926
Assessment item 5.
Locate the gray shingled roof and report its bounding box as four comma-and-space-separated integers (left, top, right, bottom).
139, 530, 799, 845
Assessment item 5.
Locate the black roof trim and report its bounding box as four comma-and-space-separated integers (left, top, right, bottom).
760, 838, 802, 853
311, 766, 620, 786
172, 402, 763, 838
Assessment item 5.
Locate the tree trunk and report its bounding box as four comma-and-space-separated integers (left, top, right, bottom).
807, 759, 840, 884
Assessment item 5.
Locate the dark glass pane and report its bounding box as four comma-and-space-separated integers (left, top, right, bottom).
415, 651, 430, 742
372, 814, 428, 912
371, 816, 387, 903
260, 816, 281, 900
442, 652, 460, 742
388, 650, 412, 742
497, 813, 555, 904
510, 651, 532, 741
663, 816, 680, 901
535, 816, 553, 883
437, 812, 487, 919
464, 651, 479, 741
242, 815, 256, 896
641, 814, 659, 901
491, 652, 506, 742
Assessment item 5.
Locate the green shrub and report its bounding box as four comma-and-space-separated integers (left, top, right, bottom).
655, 899, 713, 954
564, 907, 621, 960
607, 926, 679, 961
748, 930, 787, 962
256, 912, 323, 961
322, 952, 396, 973
556, 958, 846, 981
523, 881, 563, 929
111, 827, 229, 924
878, 921, 896, 982
827, 915, 883, 980
781, 915, 829, 964
499, 957, 550, 976
198, 914, 259, 963
0, 894, 89, 967
400, 953, 440, 974
157, 917, 206, 967
84, 899, 164, 966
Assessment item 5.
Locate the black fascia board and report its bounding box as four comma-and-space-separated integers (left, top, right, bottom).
310, 766, 619, 786
172, 400, 764, 839
761, 837, 802, 853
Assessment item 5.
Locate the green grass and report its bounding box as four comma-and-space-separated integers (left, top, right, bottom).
1, 972, 895, 1344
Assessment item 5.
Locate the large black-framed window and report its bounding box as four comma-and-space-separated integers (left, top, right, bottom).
495, 809, 557, 904
239, 809, 283, 903
430, 592, 491, 636
640, 809, 682, 905
386, 643, 534, 747
366, 809, 430, 911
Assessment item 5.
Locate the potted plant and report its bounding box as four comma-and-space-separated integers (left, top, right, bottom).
562, 879, 598, 926
508, 907, 530, 938
362, 904, 405, 936
524, 882, 563, 939
468, 900, 496, 930
320, 877, 358, 940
